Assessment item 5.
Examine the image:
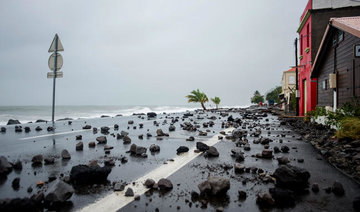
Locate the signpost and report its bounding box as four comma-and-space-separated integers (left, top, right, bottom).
48, 34, 64, 123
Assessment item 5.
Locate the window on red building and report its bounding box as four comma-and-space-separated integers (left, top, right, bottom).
306, 24, 310, 47
300, 35, 303, 54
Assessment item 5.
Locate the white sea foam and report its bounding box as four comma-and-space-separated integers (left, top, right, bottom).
0, 105, 250, 126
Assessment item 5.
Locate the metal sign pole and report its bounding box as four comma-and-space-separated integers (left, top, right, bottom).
48, 34, 64, 124
52, 36, 58, 123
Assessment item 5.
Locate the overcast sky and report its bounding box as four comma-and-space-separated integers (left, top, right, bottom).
0, 0, 307, 106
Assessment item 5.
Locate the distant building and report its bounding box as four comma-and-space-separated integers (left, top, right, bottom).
311, 16, 360, 110
297, 0, 360, 116
281, 68, 296, 111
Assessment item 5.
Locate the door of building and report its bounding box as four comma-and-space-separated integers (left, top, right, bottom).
304, 79, 307, 115
355, 59, 360, 97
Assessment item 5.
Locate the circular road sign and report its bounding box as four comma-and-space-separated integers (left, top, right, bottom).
48, 53, 63, 71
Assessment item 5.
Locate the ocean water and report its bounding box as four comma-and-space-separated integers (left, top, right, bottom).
0, 105, 248, 125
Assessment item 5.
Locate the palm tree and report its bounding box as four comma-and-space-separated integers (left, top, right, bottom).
186, 89, 208, 110
211, 97, 221, 109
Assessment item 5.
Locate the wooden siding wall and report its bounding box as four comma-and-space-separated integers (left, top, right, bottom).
355, 59, 360, 96
316, 29, 360, 107
317, 35, 334, 106
311, 7, 360, 62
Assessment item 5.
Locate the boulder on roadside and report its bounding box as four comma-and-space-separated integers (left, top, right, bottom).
129, 144, 147, 156
205, 146, 219, 157
82, 125, 91, 130
176, 146, 189, 154
157, 178, 173, 190
123, 136, 131, 144
61, 150, 71, 160
232, 129, 247, 139
100, 126, 110, 134
198, 181, 211, 194
277, 156, 290, 165
186, 136, 195, 141
256, 192, 275, 207
47, 126, 54, 132
104, 145, 113, 150
196, 142, 209, 152
262, 149, 273, 159
281, 145, 290, 153
273, 165, 310, 191
96, 136, 107, 144
144, 179, 155, 188
114, 183, 125, 191
45, 179, 74, 203
198, 176, 230, 196
44, 157, 55, 165
88, 160, 100, 168
125, 187, 134, 196
12, 178, 20, 190
70, 165, 111, 185
199, 131, 207, 136
88, 142, 96, 148
169, 125, 176, 132
12, 160, 22, 171
149, 144, 160, 152
156, 129, 169, 137
332, 181, 345, 196
31, 155, 43, 165
76, 142, 83, 151
234, 163, 245, 173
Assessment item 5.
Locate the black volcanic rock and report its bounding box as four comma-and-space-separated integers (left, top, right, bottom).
7, 119, 21, 125
70, 165, 111, 185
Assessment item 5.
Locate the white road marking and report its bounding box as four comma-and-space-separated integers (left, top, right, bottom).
77, 128, 234, 212
19, 129, 92, 140
18, 119, 157, 141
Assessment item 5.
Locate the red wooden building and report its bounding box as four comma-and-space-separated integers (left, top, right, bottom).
297, 0, 360, 116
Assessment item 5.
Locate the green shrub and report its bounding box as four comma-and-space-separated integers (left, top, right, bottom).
336, 117, 360, 140
307, 106, 327, 119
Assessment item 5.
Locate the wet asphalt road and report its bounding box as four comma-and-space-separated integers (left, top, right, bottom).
0, 108, 359, 211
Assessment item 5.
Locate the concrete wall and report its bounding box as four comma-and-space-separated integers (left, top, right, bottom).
313, 0, 360, 9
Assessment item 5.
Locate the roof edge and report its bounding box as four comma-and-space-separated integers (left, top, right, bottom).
310, 23, 331, 78
331, 18, 360, 38
297, 10, 311, 33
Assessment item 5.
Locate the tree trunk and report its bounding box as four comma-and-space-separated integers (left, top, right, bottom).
216, 104, 218, 109
201, 102, 206, 110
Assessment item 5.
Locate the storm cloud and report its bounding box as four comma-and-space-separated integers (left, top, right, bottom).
0, 0, 307, 106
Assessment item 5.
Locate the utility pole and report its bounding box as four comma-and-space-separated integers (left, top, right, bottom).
295, 38, 299, 116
